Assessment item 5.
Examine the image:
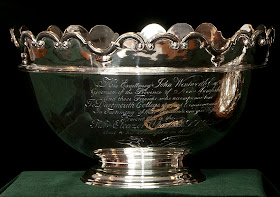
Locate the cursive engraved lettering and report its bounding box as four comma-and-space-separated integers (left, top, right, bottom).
94, 77, 118, 88
144, 102, 183, 130
86, 75, 223, 132
154, 78, 172, 88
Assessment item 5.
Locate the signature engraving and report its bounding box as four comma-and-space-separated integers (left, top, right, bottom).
144, 102, 183, 130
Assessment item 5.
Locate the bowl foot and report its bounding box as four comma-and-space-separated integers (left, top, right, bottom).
81, 147, 205, 188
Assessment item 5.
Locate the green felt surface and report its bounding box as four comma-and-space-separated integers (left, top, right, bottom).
1, 169, 279, 197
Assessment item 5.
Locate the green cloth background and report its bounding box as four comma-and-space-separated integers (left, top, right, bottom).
1, 169, 279, 197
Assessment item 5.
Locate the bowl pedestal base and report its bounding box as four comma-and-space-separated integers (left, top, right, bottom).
81, 147, 205, 189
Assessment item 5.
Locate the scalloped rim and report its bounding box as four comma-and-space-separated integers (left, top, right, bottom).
10, 23, 275, 70
12, 23, 275, 52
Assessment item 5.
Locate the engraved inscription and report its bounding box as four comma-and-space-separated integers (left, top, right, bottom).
85, 75, 223, 132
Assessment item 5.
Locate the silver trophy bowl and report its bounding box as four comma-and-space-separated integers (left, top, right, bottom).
10, 23, 275, 188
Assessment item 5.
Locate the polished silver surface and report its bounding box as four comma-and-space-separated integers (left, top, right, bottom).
18, 64, 257, 74
10, 23, 275, 189
167, 23, 194, 40
19, 70, 251, 188
10, 23, 275, 69
81, 147, 205, 188
140, 23, 167, 41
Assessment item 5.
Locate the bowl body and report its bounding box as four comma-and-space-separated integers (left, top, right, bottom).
29, 70, 250, 158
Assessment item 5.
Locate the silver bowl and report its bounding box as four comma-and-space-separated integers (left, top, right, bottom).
10, 23, 275, 188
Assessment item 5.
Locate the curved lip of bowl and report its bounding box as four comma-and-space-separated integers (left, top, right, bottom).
19, 63, 265, 74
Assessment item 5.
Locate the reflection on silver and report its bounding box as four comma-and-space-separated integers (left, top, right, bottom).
81, 148, 205, 188
10, 22, 275, 189
88, 25, 118, 49
215, 71, 243, 117
140, 23, 166, 41
18, 64, 255, 74
167, 23, 194, 40
196, 23, 228, 49
10, 23, 275, 68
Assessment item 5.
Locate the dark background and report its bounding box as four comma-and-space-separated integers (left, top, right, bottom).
1, 1, 280, 192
